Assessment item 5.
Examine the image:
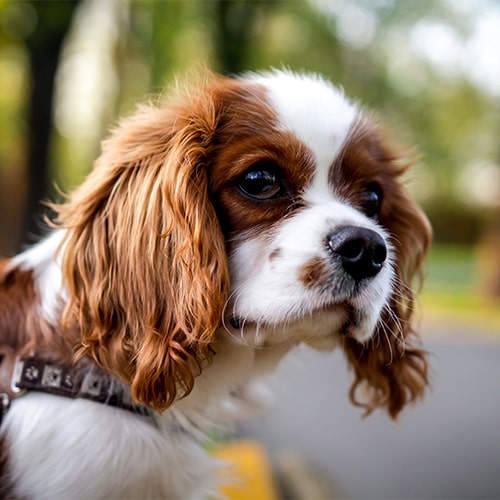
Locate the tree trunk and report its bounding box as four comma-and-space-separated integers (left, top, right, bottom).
20, 0, 80, 248
213, 0, 272, 75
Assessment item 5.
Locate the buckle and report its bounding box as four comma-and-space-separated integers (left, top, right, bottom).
0, 347, 27, 398
0, 392, 10, 426
11, 356, 27, 396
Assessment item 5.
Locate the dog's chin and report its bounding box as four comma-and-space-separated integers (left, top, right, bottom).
227, 297, 383, 350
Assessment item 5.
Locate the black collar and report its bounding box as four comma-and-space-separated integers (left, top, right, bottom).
0, 350, 153, 424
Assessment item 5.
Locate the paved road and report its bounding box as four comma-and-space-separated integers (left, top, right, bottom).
241, 329, 500, 499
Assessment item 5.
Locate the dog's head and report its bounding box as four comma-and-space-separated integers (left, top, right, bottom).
57, 71, 431, 417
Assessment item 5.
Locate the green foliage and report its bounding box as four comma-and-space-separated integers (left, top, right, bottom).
422, 244, 500, 332
427, 244, 477, 291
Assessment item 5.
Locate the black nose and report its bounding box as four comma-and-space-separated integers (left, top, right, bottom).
328, 226, 387, 282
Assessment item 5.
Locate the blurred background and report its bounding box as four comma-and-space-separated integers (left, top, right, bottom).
0, 0, 499, 498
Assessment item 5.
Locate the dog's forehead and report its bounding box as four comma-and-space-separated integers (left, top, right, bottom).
251, 71, 359, 186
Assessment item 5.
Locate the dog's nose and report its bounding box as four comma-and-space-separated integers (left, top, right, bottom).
328, 226, 387, 281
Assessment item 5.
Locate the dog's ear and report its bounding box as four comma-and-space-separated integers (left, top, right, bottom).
57, 86, 230, 411
343, 171, 432, 419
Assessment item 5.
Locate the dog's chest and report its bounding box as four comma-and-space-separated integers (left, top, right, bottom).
1, 393, 217, 499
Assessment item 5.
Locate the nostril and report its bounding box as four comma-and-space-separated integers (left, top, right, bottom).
334, 237, 365, 261
328, 226, 387, 282
372, 242, 387, 266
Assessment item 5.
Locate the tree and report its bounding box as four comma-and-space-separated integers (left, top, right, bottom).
212, 0, 273, 74
21, 0, 80, 246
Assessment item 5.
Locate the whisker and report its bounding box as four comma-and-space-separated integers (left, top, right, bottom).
382, 304, 406, 357
378, 317, 394, 365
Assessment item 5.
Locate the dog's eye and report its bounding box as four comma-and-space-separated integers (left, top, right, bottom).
237, 163, 284, 200
360, 186, 382, 219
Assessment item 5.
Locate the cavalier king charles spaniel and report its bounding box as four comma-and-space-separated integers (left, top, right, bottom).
0, 70, 431, 498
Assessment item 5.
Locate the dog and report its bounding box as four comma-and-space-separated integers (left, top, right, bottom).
0, 70, 431, 498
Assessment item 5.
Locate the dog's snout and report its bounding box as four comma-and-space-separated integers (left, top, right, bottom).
328, 226, 387, 281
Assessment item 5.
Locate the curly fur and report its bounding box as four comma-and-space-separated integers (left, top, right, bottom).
56, 86, 231, 411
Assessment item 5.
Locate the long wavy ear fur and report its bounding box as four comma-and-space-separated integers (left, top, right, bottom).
56, 80, 230, 411
343, 148, 432, 419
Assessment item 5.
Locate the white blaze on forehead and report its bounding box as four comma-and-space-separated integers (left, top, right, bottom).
248, 70, 359, 189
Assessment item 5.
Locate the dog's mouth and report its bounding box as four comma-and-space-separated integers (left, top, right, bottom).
229, 316, 244, 330
339, 302, 366, 336
227, 300, 368, 338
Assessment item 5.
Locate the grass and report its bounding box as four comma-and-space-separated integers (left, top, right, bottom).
426, 245, 477, 289
420, 244, 500, 333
